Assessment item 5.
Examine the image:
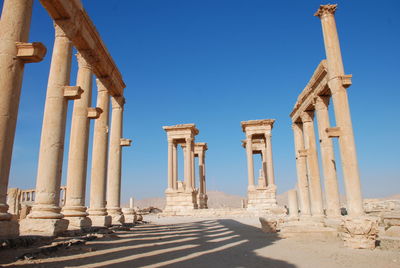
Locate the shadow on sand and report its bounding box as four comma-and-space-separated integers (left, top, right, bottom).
5, 219, 297, 267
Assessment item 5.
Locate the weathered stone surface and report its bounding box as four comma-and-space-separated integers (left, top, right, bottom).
339, 217, 379, 249
0, 220, 19, 238
89, 215, 112, 228
20, 219, 69, 236
64, 216, 92, 230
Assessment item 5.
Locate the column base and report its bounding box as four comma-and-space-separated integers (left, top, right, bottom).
122, 208, 136, 224
279, 219, 338, 240
339, 216, 379, 249
107, 208, 124, 225
20, 218, 68, 236
0, 220, 19, 238
64, 216, 92, 230
88, 215, 112, 227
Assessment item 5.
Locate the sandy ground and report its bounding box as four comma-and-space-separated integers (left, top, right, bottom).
1, 215, 399, 268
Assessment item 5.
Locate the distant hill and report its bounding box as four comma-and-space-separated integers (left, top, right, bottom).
131, 190, 289, 209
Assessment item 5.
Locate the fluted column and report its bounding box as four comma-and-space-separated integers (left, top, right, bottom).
166, 138, 174, 192
245, 135, 255, 191
315, 4, 363, 217
106, 96, 124, 225
265, 133, 275, 186
184, 138, 194, 192
301, 111, 324, 217
21, 24, 74, 236
191, 142, 196, 190
62, 53, 94, 229
315, 96, 341, 218
198, 152, 204, 196
292, 122, 311, 217
172, 143, 178, 190
87, 79, 111, 227
0, 0, 45, 231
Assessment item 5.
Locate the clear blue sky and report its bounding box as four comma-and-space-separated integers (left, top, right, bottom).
5, 0, 400, 204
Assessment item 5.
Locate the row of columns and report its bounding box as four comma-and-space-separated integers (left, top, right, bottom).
292, 4, 363, 219
0, 0, 130, 237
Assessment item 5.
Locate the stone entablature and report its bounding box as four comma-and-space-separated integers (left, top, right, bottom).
40, 0, 126, 96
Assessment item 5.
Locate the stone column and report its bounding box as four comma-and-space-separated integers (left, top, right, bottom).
0, 0, 46, 237
107, 96, 125, 225
288, 189, 299, 219
191, 142, 196, 190
87, 79, 111, 227
20, 24, 75, 236
184, 138, 193, 192
261, 148, 268, 187
292, 123, 311, 217
172, 143, 178, 190
316, 4, 364, 217
265, 134, 275, 186
166, 138, 174, 192
198, 151, 204, 208
315, 96, 341, 218
62, 53, 94, 230
301, 111, 324, 217
245, 135, 255, 191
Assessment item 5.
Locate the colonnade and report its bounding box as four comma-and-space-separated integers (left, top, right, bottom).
290, 4, 363, 220
0, 0, 130, 237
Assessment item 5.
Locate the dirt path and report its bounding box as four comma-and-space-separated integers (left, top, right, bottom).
1, 216, 399, 267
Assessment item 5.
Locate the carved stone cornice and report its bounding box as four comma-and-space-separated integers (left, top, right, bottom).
314, 4, 337, 18
76, 52, 91, 70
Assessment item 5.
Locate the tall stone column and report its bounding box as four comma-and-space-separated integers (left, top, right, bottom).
0, 0, 46, 237
261, 148, 268, 187
315, 4, 364, 217
20, 24, 76, 236
245, 135, 255, 191
166, 138, 174, 192
265, 134, 275, 186
292, 123, 311, 217
88, 79, 111, 227
184, 138, 194, 192
301, 111, 324, 217
172, 143, 177, 190
191, 142, 196, 190
288, 189, 299, 219
107, 96, 125, 225
62, 53, 95, 230
315, 96, 341, 218
198, 151, 205, 208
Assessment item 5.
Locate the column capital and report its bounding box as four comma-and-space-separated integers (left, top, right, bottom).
314, 4, 337, 18
111, 96, 125, 110
300, 110, 314, 123
167, 137, 174, 144
96, 78, 108, 93
76, 52, 92, 70
246, 133, 253, 140
315, 95, 330, 110
185, 137, 194, 143
292, 122, 303, 130
54, 23, 68, 38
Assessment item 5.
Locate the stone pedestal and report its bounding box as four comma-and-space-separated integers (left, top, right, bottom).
198, 193, 208, 209
20, 218, 68, 236
247, 185, 278, 212
279, 219, 338, 240
65, 216, 92, 230
164, 190, 198, 214
339, 216, 378, 249
89, 215, 112, 228
122, 208, 136, 224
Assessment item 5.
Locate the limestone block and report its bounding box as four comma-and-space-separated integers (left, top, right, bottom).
340, 216, 379, 249
259, 217, 278, 233
16, 42, 47, 63
65, 216, 92, 230
122, 208, 136, 224
19, 204, 32, 220
110, 213, 124, 225
0, 220, 19, 238
20, 218, 69, 236
89, 215, 111, 227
